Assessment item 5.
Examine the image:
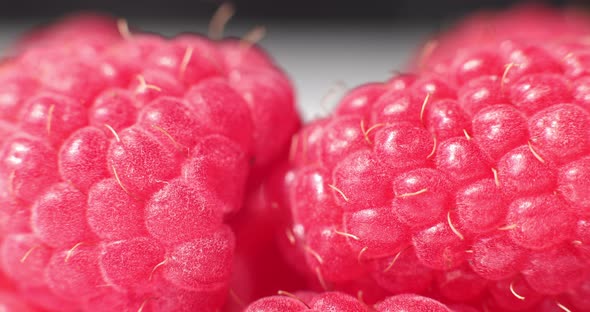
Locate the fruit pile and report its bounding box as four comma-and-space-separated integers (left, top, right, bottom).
2, 4, 590, 312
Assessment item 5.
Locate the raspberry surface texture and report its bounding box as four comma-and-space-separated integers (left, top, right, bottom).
416, 4, 590, 75
244, 292, 455, 312
283, 6, 590, 311
0, 14, 299, 311
226, 159, 309, 311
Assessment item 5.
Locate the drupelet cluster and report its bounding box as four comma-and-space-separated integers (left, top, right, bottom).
283, 6, 590, 311
0, 14, 299, 311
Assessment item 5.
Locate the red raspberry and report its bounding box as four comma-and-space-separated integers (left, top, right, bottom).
0, 14, 298, 312
0, 291, 37, 312
226, 160, 308, 311
283, 6, 590, 311
415, 4, 590, 78
244, 295, 308, 312
14, 13, 121, 53
244, 292, 453, 312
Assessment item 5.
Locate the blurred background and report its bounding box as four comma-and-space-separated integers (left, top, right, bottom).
0, 0, 585, 119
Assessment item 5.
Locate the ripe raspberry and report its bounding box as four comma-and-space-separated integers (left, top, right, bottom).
0, 291, 37, 312
14, 13, 121, 53
0, 13, 298, 312
416, 4, 590, 76
375, 294, 453, 312
226, 160, 308, 311
244, 295, 309, 312
284, 5, 590, 311
244, 292, 453, 312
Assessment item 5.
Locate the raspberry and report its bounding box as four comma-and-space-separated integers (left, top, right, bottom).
145, 179, 224, 244
87, 179, 147, 240
0, 73, 39, 122
416, 5, 590, 76
184, 79, 254, 151
335, 83, 387, 120
46, 245, 103, 299
574, 220, 590, 262
434, 264, 488, 302
393, 168, 452, 228
304, 226, 365, 282
522, 245, 587, 295
89, 89, 136, 133
0, 291, 37, 312
496, 145, 557, 198
282, 5, 590, 310
435, 137, 489, 183
0, 14, 298, 311
99, 237, 165, 290
470, 233, 526, 280
1, 234, 52, 288
370, 248, 434, 294
309, 291, 367, 311
163, 226, 235, 291
424, 99, 471, 141
454, 178, 507, 234
559, 157, 590, 215
1, 136, 60, 202
371, 89, 417, 125
343, 207, 409, 259
487, 277, 542, 311
373, 123, 433, 171
244, 295, 308, 312
225, 159, 309, 311
14, 13, 121, 53
318, 116, 366, 169
567, 278, 590, 311
506, 194, 574, 250
59, 127, 110, 192
332, 150, 392, 209
32, 183, 95, 247
377, 294, 451, 312
451, 50, 503, 86
412, 221, 468, 270
470, 104, 528, 162
290, 166, 341, 228
244, 292, 453, 312
528, 103, 590, 164
509, 74, 572, 116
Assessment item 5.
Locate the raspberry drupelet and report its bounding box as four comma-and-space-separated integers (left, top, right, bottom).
245, 291, 457, 312
0, 14, 299, 312
283, 6, 590, 311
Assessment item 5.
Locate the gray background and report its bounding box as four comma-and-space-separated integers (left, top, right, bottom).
0, 20, 435, 120
0, 1, 577, 120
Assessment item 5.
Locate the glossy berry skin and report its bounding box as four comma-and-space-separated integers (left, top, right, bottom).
0, 14, 298, 312
284, 6, 590, 311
